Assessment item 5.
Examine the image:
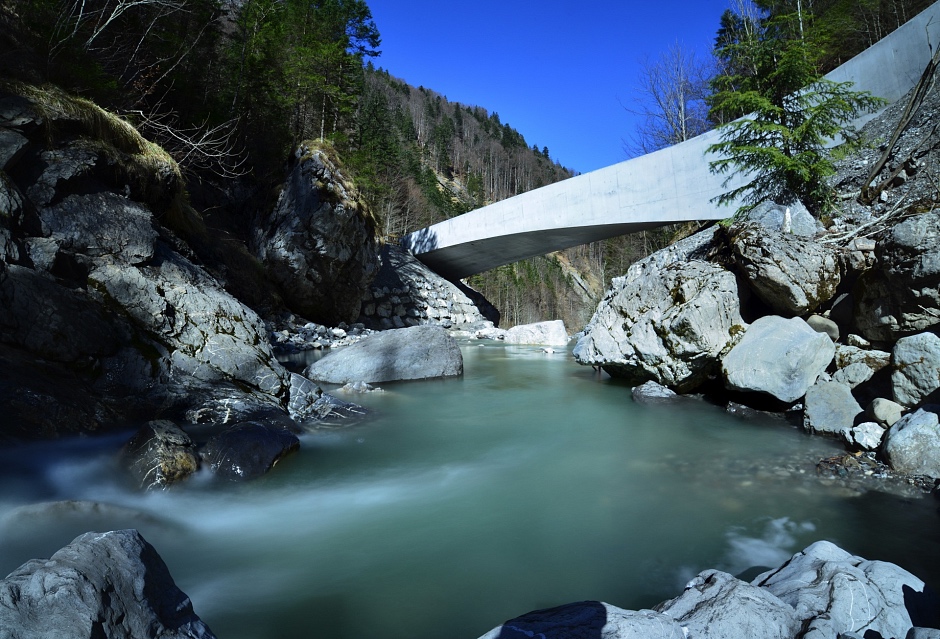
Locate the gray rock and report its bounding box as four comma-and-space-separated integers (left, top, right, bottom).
909, 629, 940, 639
722, 316, 834, 403
574, 258, 746, 392
477, 601, 685, 639
807, 314, 840, 341
883, 408, 940, 477
745, 200, 817, 236
0, 128, 28, 171
833, 344, 891, 372
867, 397, 904, 427
728, 223, 840, 315
287, 374, 366, 422
855, 210, 940, 341
305, 325, 463, 384
252, 143, 379, 325
504, 320, 569, 346
803, 380, 864, 435
202, 422, 300, 481
655, 569, 800, 639
892, 332, 940, 407
832, 362, 875, 388
754, 540, 929, 639
0, 529, 216, 638
631, 380, 681, 405
123, 420, 199, 490
40, 193, 156, 264
841, 421, 886, 451
846, 333, 872, 348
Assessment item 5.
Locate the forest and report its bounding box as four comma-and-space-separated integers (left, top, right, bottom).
0, 0, 932, 327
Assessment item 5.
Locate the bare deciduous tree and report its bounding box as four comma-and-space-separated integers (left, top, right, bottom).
623, 41, 713, 157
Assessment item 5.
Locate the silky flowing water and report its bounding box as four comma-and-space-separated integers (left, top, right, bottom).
1, 341, 938, 638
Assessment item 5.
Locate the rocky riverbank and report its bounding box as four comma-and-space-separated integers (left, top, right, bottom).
575, 62, 940, 489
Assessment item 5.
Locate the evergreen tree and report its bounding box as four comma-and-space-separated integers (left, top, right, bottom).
707, 4, 884, 214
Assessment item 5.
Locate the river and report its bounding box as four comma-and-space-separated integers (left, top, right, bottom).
0, 341, 937, 638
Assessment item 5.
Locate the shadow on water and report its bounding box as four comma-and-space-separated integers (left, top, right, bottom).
494, 601, 607, 639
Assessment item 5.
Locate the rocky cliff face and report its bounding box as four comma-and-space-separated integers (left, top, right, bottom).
0, 83, 311, 439
252, 142, 380, 326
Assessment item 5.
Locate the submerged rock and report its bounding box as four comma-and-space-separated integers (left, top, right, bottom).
304, 325, 463, 384
202, 422, 300, 481
0, 529, 217, 638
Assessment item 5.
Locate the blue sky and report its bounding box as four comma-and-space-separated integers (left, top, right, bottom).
367, 1, 733, 174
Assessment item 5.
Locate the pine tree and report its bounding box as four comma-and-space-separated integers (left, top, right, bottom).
707, 4, 884, 215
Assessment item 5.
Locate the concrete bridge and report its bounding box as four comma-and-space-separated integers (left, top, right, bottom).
403, 2, 940, 281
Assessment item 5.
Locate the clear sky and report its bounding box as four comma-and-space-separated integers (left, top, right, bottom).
366, 1, 733, 175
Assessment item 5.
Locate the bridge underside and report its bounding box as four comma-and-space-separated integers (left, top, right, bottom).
413, 221, 675, 282
402, 2, 940, 281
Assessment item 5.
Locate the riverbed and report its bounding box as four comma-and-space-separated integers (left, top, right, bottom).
0, 341, 937, 638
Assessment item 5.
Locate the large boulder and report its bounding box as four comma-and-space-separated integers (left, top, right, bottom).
202, 422, 300, 481
892, 332, 940, 407
305, 325, 463, 384
803, 380, 864, 435
855, 210, 940, 341
883, 408, 940, 477
753, 540, 931, 639
0, 529, 216, 638
655, 570, 801, 639
744, 199, 818, 236
252, 143, 379, 325
504, 320, 569, 346
574, 255, 746, 392
726, 223, 840, 316
477, 601, 685, 639
722, 316, 835, 403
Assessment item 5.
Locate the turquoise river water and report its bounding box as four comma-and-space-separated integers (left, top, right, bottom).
0, 341, 938, 638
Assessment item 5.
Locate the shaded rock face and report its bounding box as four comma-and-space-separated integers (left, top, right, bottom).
0, 529, 217, 638
574, 255, 746, 393
253, 143, 379, 325
727, 223, 840, 316
722, 316, 835, 403
0, 84, 293, 438
855, 210, 940, 341
477, 601, 685, 639
123, 420, 199, 490
202, 422, 300, 481
304, 325, 463, 384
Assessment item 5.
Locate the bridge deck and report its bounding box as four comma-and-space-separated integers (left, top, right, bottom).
403, 1, 940, 281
